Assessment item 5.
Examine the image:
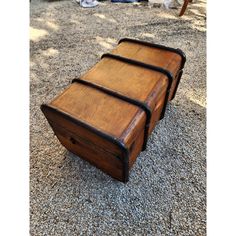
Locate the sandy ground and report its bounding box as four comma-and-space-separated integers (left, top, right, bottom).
30, 0, 206, 235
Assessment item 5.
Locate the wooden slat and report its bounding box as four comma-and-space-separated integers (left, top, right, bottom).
53, 123, 124, 181
112, 42, 182, 78
82, 57, 168, 104
50, 82, 144, 138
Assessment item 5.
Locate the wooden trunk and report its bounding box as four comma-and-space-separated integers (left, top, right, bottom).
41, 38, 186, 183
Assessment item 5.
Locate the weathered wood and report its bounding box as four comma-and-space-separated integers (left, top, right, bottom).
41, 39, 185, 182
111, 39, 185, 100
81, 56, 169, 134
41, 83, 146, 182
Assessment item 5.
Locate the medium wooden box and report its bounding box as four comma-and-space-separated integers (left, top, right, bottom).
41, 38, 186, 182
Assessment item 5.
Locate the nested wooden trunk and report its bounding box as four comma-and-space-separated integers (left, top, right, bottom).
41, 38, 186, 183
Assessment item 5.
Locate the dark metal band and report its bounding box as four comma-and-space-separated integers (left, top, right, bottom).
160, 89, 170, 120
160, 71, 184, 118
101, 53, 173, 122
41, 103, 130, 183
72, 78, 151, 151
102, 53, 174, 80
118, 38, 186, 69
171, 70, 183, 100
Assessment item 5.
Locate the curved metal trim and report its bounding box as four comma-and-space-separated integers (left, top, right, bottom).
72, 78, 151, 151
171, 70, 183, 100
41, 103, 130, 183
101, 53, 173, 121
118, 38, 186, 69
101, 53, 174, 81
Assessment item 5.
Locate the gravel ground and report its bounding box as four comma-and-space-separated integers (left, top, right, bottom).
30, 0, 206, 235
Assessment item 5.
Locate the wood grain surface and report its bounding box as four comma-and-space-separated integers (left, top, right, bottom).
111, 41, 182, 101
41, 41, 183, 182
81, 57, 168, 135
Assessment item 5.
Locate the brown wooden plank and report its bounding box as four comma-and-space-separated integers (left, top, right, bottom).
50, 82, 144, 139
148, 88, 167, 134
128, 129, 144, 168
112, 41, 182, 78
82, 57, 168, 104
120, 110, 146, 147
42, 104, 123, 155
53, 123, 124, 181
80, 57, 169, 138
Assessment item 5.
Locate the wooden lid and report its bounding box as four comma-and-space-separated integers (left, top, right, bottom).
111, 41, 182, 78
81, 57, 168, 110
49, 82, 146, 147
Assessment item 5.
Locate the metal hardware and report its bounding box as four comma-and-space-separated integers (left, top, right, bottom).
118, 38, 186, 69
171, 70, 183, 100
101, 53, 173, 123
72, 78, 151, 151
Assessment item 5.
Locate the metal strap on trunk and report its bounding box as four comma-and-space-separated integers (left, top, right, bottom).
118, 38, 186, 69
72, 78, 151, 151
171, 70, 183, 100
73, 49, 178, 152
101, 53, 173, 119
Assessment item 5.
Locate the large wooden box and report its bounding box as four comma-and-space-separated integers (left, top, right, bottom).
41, 39, 186, 182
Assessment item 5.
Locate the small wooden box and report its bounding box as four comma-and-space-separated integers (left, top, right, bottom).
41, 39, 186, 182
